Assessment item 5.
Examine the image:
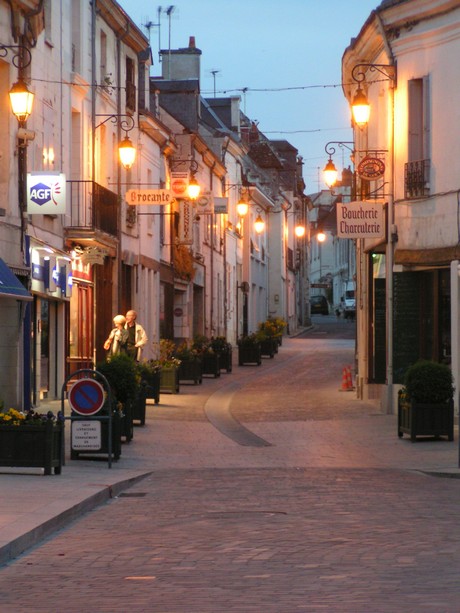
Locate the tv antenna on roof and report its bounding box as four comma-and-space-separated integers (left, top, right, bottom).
144, 6, 176, 64
208, 69, 221, 97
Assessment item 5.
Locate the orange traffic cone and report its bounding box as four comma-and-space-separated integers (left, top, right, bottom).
340, 367, 350, 391
346, 365, 354, 390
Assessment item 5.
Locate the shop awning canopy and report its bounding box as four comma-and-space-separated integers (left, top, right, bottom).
0, 258, 32, 301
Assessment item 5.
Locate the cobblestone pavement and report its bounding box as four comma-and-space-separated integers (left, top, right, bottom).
2, 468, 460, 612
1, 324, 460, 612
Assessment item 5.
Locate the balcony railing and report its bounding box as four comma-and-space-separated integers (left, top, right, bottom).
404, 159, 430, 199
67, 180, 119, 237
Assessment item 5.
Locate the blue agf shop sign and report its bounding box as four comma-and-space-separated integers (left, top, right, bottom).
27, 172, 66, 214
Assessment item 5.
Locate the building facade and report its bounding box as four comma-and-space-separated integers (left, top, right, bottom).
342, 0, 460, 411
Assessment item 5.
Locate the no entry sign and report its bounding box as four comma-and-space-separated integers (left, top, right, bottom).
68, 379, 105, 416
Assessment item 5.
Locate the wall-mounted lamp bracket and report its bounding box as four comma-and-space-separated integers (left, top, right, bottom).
95, 113, 135, 132
0, 43, 32, 70
351, 63, 396, 87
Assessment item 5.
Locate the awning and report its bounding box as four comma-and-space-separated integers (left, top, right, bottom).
0, 258, 32, 301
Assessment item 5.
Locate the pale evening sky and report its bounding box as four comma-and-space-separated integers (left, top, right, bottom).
117, 0, 379, 192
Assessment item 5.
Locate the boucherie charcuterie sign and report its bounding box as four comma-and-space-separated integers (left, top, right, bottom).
337, 202, 385, 239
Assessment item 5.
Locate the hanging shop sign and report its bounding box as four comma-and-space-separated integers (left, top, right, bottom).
27, 172, 66, 214
170, 171, 189, 198
357, 156, 385, 180
337, 202, 385, 239
214, 197, 228, 214
194, 191, 214, 215
178, 200, 193, 245
125, 189, 172, 205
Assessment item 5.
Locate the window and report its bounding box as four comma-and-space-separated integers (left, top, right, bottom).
126, 57, 136, 112
405, 77, 430, 198
100, 31, 107, 87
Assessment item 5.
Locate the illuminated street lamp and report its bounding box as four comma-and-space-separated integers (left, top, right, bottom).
323, 157, 338, 189
9, 78, 34, 125
351, 84, 370, 126
118, 135, 136, 170
187, 173, 201, 200
254, 214, 265, 234
295, 223, 306, 238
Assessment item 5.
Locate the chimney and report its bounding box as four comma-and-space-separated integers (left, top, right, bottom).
161, 36, 202, 81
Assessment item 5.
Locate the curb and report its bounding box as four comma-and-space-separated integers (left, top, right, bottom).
0, 471, 151, 566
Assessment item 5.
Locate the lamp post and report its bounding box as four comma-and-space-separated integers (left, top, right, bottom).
3, 43, 34, 411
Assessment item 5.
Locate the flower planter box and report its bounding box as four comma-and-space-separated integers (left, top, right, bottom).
178, 360, 203, 384
160, 366, 180, 394
217, 348, 233, 373
398, 397, 454, 442
260, 338, 277, 358
238, 344, 261, 366
120, 401, 134, 442
201, 353, 221, 378
133, 385, 148, 426
0, 421, 63, 475
143, 372, 161, 405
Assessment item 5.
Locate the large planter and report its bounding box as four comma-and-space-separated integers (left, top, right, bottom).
143, 372, 161, 405
398, 396, 454, 442
0, 421, 63, 475
160, 366, 180, 394
217, 348, 233, 373
260, 338, 277, 358
238, 344, 261, 366
178, 359, 203, 384
120, 400, 134, 442
132, 386, 148, 426
201, 352, 221, 378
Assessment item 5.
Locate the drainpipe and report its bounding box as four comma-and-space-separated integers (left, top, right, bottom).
375, 8, 396, 415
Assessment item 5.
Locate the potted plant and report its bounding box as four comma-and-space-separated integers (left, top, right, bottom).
97, 353, 138, 442
0, 406, 64, 475
398, 360, 454, 441
156, 339, 181, 394
210, 336, 233, 373
175, 341, 203, 384
258, 318, 286, 350
256, 328, 276, 359
193, 335, 221, 378
237, 333, 262, 366
135, 360, 162, 424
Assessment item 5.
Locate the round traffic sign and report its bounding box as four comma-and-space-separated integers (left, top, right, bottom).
68, 379, 105, 416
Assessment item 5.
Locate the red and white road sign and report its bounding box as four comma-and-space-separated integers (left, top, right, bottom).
68, 379, 105, 416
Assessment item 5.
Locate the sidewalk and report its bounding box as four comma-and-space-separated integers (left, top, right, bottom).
1, 335, 459, 566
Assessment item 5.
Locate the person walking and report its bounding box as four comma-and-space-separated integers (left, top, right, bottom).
103, 315, 129, 357
125, 309, 148, 361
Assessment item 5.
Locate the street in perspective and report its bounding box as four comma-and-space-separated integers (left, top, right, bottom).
1, 316, 460, 613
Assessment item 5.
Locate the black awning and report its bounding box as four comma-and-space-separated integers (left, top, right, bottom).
0, 258, 32, 301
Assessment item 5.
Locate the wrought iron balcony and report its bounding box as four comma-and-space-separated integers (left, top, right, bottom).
404, 159, 430, 199
66, 180, 119, 238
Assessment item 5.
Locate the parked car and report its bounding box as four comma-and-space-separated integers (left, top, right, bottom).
310, 295, 329, 315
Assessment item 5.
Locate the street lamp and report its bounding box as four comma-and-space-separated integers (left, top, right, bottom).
9, 78, 34, 124
351, 63, 396, 127
323, 142, 354, 189
95, 114, 137, 170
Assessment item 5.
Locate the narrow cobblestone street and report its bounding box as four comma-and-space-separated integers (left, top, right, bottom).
1, 318, 460, 612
